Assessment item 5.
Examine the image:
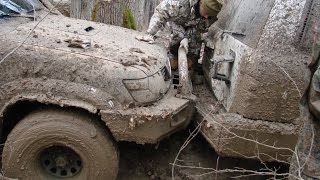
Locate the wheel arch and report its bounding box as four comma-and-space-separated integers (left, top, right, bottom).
0, 96, 117, 146
0, 77, 124, 144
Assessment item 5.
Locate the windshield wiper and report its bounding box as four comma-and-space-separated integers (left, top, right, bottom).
3, 13, 35, 18
0, 10, 35, 19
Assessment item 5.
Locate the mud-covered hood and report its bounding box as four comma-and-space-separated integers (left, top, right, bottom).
4, 12, 168, 77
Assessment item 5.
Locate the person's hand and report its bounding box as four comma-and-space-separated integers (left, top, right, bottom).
135, 34, 155, 44
179, 38, 189, 54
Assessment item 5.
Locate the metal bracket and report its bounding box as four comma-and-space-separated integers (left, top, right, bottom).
210, 54, 235, 84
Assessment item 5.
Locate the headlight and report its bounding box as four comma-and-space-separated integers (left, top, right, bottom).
123, 78, 148, 91
123, 78, 156, 103
123, 71, 170, 104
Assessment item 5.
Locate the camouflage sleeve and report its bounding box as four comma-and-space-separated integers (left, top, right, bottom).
147, 0, 183, 35
311, 25, 320, 92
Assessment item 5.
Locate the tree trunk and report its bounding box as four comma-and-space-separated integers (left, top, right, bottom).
70, 0, 160, 31
48, 0, 70, 16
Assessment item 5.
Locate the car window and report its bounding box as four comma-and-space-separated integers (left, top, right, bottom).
0, 0, 42, 16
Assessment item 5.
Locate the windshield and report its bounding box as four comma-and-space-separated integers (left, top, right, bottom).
0, 0, 42, 16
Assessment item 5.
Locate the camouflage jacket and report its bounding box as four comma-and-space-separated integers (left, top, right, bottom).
309, 25, 320, 119
292, 23, 320, 179
147, 0, 209, 36
302, 27, 320, 179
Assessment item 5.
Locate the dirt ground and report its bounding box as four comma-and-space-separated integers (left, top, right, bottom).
0, 124, 290, 180
117, 123, 289, 180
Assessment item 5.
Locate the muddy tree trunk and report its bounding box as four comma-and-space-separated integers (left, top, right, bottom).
48, 0, 70, 16
70, 0, 160, 31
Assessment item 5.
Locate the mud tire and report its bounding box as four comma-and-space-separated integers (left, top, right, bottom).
2, 109, 119, 180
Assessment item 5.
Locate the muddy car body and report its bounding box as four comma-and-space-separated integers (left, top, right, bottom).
0, 1, 193, 179
197, 0, 317, 161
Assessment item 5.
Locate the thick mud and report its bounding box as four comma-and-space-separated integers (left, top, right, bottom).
117, 124, 289, 180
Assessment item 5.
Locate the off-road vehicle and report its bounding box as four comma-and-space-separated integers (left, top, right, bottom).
0, 0, 194, 179
197, 0, 317, 162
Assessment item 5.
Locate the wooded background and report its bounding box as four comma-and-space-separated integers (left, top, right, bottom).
69, 0, 161, 31
48, 0, 161, 31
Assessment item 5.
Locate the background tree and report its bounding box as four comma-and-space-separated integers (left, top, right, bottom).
48, 0, 71, 16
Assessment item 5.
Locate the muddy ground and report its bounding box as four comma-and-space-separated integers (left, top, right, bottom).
117, 123, 289, 180
0, 117, 289, 180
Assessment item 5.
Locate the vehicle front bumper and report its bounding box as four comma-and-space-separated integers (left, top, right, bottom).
100, 94, 194, 144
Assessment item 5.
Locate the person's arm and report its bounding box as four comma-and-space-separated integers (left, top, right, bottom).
147, 0, 182, 36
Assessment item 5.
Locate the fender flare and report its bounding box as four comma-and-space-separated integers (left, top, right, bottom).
0, 78, 121, 136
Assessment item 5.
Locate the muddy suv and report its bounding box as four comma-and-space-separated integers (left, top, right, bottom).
197, 0, 316, 161
0, 1, 193, 179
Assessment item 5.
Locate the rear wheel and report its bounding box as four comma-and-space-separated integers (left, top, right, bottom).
2, 109, 119, 180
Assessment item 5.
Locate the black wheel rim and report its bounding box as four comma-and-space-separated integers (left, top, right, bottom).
40, 146, 82, 178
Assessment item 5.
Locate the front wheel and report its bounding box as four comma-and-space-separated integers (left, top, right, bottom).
2, 109, 119, 180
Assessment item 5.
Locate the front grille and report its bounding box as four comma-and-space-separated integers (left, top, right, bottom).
161, 67, 166, 77
161, 66, 171, 81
